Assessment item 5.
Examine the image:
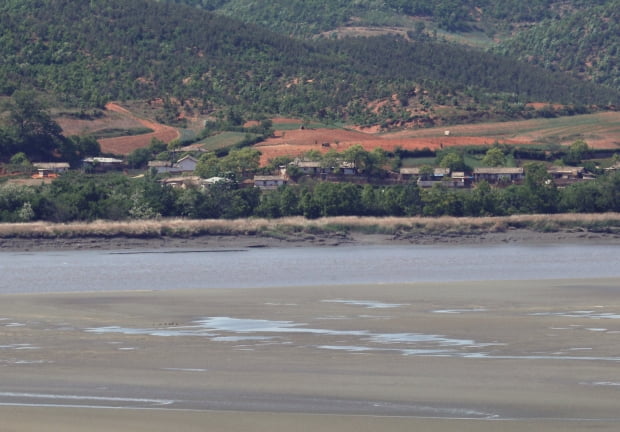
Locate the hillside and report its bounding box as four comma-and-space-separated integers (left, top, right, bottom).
172, 0, 606, 38
494, 0, 620, 91
175, 0, 620, 92
1, 0, 618, 125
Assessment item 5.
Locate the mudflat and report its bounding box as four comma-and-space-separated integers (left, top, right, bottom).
1, 279, 619, 431
1, 227, 619, 252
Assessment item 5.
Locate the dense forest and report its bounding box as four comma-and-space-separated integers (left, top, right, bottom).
167, 0, 610, 35
2, 167, 620, 223
1, 0, 618, 124
168, 0, 620, 93
494, 1, 620, 91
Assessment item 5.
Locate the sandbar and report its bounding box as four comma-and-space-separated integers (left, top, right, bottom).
1, 278, 619, 430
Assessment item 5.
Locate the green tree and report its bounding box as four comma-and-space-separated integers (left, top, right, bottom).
220, 147, 260, 178
437, 151, 467, 172
9, 152, 31, 166
523, 162, 558, 213
564, 139, 589, 165
421, 183, 463, 216
3, 90, 66, 160
482, 147, 506, 167
279, 186, 300, 216
342, 144, 370, 173
195, 152, 222, 178
464, 180, 498, 216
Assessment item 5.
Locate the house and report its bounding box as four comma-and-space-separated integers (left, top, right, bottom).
399, 167, 422, 181
417, 168, 451, 188
32, 162, 70, 178
82, 157, 124, 172
175, 155, 198, 172
159, 176, 202, 189
473, 167, 524, 184
605, 161, 620, 172
148, 156, 198, 174
399, 167, 451, 187
147, 160, 175, 173
289, 159, 357, 177
449, 171, 472, 188
294, 160, 324, 175
339, 161, 357, 176
32, 162, 70, 174
547, 166, 594, 186
202, 176, 232, 186
547, 166, 585, 179
254, 175, 288, 190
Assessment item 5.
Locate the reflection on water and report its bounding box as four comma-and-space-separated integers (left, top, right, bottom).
2, 243, 620, 294
85, 312, 620, 362
531, 311, 620, 319
322, 299, 409, 308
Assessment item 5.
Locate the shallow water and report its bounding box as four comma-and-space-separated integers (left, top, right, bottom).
2, 243, 620, 294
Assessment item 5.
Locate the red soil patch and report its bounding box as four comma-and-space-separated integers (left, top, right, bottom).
57, 103, 180, 155
97, 103, 180, 155
255, 112, 620, 166
255, 127, 529, 165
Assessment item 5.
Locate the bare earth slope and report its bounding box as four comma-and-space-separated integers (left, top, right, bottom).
56, 103, 180, 155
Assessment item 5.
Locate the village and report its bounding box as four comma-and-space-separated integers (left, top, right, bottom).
5, 150, 615, 193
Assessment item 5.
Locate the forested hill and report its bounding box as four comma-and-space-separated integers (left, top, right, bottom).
494, 1, 620, 91
172, 0, 620, 93
1, 0, 619, 123
166, 0, 607, 36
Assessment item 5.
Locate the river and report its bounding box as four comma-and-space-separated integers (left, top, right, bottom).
1, 243, 619, 294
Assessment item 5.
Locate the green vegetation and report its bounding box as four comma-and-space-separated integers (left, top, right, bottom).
196, 132, 260, 152
2, 0, 620, 230
0, 90, 100, 164
3, 163, 620, 223
172, 0, 610, 37
91, 128, 154, 139
172, 0, 620, 92
1, 0, 618, 135
495, 1, 620, 91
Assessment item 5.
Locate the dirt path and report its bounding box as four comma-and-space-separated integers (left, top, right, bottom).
98, 103, 180, 155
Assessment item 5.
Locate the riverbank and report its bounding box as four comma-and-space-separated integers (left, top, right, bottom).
1, 227, 620, 252
2, 214, 620, 251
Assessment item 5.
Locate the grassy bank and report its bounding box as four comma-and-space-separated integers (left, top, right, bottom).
2, 214, 620, 240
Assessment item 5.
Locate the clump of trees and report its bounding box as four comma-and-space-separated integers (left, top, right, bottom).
0, 91, 100, 165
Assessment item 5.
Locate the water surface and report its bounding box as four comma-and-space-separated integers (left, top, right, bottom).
1, 243, 619, 294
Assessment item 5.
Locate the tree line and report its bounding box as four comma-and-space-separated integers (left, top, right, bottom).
2, 166, 620, 223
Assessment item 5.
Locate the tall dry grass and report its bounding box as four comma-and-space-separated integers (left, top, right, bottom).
1, 213, 620, 239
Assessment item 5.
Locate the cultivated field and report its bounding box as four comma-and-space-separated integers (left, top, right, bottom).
55, 104, 620, 164
55, 103, 180, 155
257, 111, 620, 165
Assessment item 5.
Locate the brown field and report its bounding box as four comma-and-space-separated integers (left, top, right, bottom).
97, 103, 180, 154
256, 111, 620, 165
256, 131, 527, 165
56, 103, 180, 155
56, 104, 620, 163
